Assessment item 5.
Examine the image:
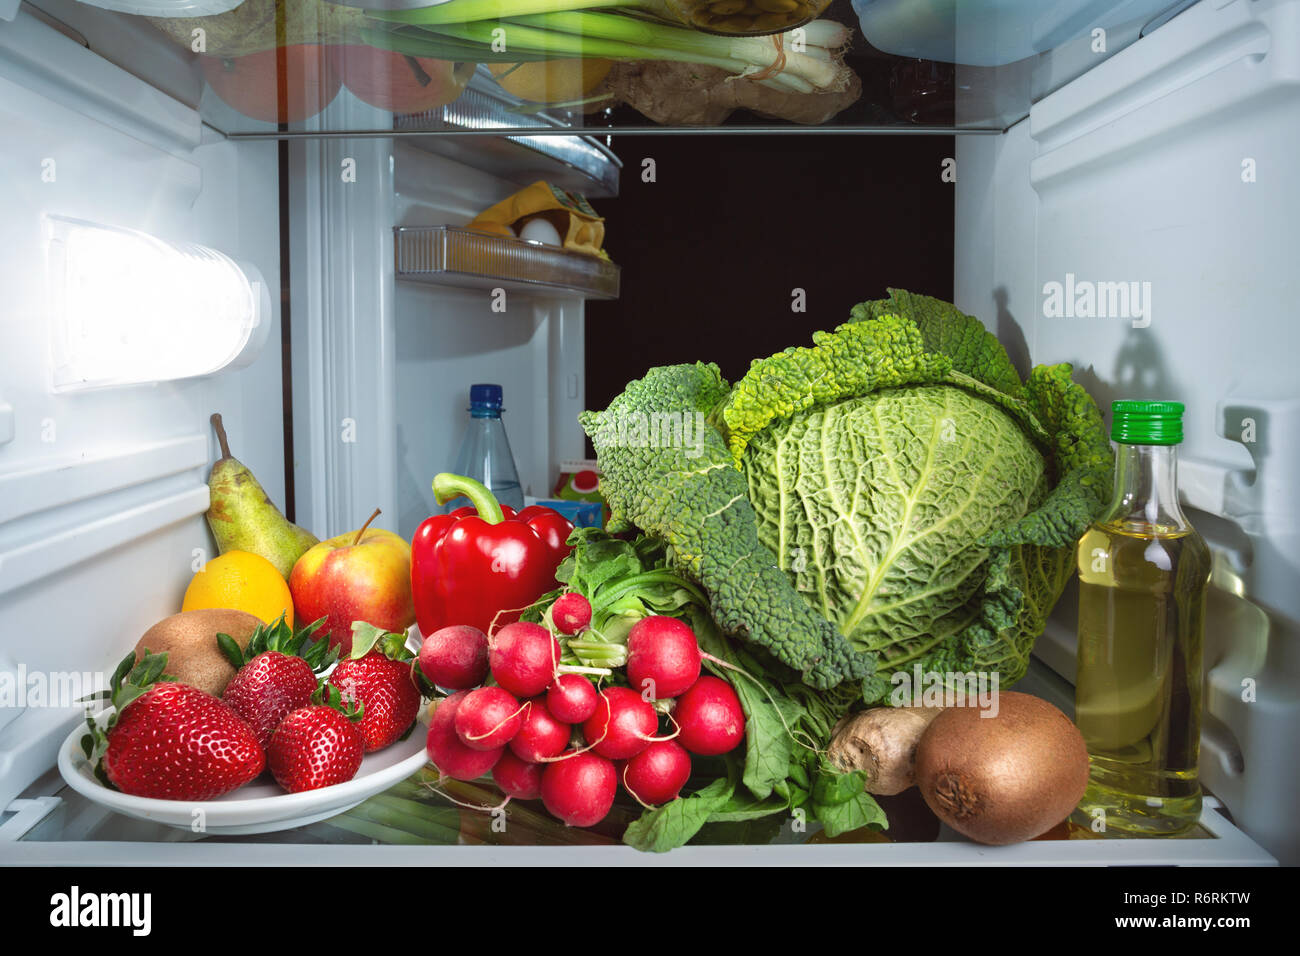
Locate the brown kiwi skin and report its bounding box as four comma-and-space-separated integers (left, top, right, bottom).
914, 691, 1090, 845
132, 609, 262, 697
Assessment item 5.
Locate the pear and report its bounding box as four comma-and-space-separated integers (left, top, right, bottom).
205, 413, 318, 579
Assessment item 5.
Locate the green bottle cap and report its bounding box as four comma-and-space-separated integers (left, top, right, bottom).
1111, 400, 1184, 445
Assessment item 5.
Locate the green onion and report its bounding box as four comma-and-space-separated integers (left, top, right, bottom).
372, 0, 639, 26
363, 6, 852, 93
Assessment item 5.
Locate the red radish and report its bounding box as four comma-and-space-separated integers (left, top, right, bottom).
419, 625, 489, 690
546, 673, 599, 724
489, 622, 561, 698
492, 750, 544, 800
622, 740, 692, 805
675, 676, 746, 756
541, 751, 617, 826
551, 593, 592, 635
582, 686, 658, 760
509, 699, 570, 762
426, 691, 504, 780
453, 686, 524, 751
626, 616, 702, 700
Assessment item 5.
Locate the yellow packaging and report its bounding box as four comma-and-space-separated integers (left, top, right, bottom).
466, 181, 607, 258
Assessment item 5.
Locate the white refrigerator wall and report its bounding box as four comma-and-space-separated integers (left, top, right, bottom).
955, 0, 1300, 862
0, 12, 285, 806
289, 122, 589, 545
391, 142, 587, 540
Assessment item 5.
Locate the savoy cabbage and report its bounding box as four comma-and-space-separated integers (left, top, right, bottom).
580, 291, 1111, 697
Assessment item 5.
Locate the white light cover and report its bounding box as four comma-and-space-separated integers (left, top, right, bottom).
69, 0, 244, 18
46, 216, 269, 391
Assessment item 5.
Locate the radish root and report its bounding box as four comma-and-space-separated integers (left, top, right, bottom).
425, 777, 511, 814
463, 700, 529, 743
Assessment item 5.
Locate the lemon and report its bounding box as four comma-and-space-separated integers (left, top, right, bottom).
182, 550, 294, 627
488, 59, 613, 104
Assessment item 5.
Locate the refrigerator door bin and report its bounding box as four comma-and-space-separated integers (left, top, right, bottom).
395, 225, 621, 300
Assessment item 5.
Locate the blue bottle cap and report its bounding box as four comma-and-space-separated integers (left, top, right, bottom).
470, 384, 503, 407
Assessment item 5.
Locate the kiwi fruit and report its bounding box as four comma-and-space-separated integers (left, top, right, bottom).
133, 609, 263, 697
914, 691, 1090, 845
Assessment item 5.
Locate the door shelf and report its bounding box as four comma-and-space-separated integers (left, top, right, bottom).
394, 226, 621, 300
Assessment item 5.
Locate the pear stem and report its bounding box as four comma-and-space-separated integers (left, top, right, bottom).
352, 508, 381, 547
211, 413, 232, 459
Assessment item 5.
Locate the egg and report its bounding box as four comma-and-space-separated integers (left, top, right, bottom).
519, 217, 562, 246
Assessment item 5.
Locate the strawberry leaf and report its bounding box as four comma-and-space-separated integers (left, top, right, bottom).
217, 632, 246, 669
349, 622, 388, 659
314, 682, 364, 722
108, 650, 136, 691
349, 621, 415, 663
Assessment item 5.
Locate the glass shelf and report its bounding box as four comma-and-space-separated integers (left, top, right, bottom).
59, 0, 1013, 136
24, 0, 1188, 138
2, 660, 1274, 863
394, 224, 621, 298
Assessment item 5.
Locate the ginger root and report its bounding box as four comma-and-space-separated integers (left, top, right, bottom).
828, 706, 944, 796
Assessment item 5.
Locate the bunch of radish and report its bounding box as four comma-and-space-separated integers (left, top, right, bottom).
417, 601, 745, 828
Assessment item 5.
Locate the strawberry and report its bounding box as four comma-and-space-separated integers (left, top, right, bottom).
327, 622, 422, 752
219, 614, 336, 749
267, 687, 365, 793
85, 650, 264, 801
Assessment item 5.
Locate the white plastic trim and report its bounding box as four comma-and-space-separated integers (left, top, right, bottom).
0, 801, 1274, 865
0, 485, 209, 597
0, 797, 61, 842
0, 435, 207, 526
0, 9, 200, 155
70, 0, 243, 15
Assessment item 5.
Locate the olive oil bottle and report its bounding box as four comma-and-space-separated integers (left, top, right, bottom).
1073, 401, 1211, 836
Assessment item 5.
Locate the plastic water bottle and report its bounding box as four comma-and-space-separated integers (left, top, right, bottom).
443, 384, 525, 514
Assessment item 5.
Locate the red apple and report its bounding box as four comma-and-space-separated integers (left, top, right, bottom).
289, 509, 415, 654
331, 45, 474, 115
201, 45, 341, 124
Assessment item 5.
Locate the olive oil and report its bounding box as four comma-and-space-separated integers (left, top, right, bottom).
1073, 401, 1211, 837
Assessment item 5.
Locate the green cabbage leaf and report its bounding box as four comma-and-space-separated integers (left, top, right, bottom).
580, 292, 1111, 697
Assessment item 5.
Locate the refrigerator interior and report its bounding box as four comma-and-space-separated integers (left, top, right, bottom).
0, 0, 1296, 863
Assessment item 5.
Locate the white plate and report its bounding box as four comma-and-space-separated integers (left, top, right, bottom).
58, 709, 430, 836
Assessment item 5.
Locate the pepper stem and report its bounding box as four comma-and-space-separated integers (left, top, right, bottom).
432, 473, 505, 525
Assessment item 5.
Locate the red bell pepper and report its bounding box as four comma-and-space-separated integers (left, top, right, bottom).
411, 473, 574, 638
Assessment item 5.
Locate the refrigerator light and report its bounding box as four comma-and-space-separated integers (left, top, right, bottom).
44, 216, 270, 391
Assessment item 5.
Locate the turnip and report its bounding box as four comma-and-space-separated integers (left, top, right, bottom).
626, 615, 702, 700
541, 751, 617, 827
490, 622, 561, 698
426, 691, 505, 780
551, 592, 592, 635
546, 673, 599, 724
621, 740, 692, 806
582, 686, 659, 760
454, 686, 525, 751
509, 699, 571, 762
674, 676, 745, 756
492, 750, 545, 801
419, 625, 490, 690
